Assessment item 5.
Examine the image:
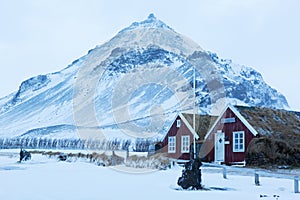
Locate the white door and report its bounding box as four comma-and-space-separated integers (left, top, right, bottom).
215, 132, 225, 162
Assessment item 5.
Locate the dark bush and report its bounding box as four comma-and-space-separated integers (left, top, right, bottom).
19, 149, 31, 162
177, 158, 202, 190
246, 137, 300, 167
58, 153, 67, 161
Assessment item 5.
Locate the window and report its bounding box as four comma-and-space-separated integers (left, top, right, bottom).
233, 131, 245, 152
176, 119, 181, 128
181, 135, 190, 153
168, 136, 176, 153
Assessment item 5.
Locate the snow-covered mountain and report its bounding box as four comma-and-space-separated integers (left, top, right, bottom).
0, 14, 289, 139
208, 52, 288, 109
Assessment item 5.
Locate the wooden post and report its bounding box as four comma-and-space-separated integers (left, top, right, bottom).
295, 176, 299, 193
112, 150, 115, 166
255, 172, 260, 186
223, 166, 227, 179
126, 149, 129, 161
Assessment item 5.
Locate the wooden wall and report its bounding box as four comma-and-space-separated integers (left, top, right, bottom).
204, 108, 255, 164
161, 115, 193, 160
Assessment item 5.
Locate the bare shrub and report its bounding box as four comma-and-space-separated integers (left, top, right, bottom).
125, 153, 169, 169
28, 150, 169, 170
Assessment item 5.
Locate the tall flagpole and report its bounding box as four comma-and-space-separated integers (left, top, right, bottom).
193, 66, 196, 159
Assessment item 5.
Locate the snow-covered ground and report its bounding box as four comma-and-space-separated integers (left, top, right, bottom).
0, 149, 299, 200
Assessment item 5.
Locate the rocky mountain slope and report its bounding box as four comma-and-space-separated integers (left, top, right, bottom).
0, 14, 289, 140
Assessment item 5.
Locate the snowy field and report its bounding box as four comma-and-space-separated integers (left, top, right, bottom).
0, 149, 299, 200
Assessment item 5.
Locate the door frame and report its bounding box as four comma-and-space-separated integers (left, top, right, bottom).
214, 131, 225, 163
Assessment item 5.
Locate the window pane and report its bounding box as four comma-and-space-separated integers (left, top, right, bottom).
233, 131, 245, 152
177, 120, 181, 128
168, 137, 176, 153
182, 136, 189, 153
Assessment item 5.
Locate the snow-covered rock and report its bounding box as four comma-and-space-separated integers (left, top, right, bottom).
208, 51, 288, 109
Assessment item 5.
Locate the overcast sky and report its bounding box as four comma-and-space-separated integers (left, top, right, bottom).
0, 0, 299, 110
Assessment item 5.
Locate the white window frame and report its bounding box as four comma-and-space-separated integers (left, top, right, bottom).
233, 131, 245, 152
181, 135, 190, 153
168, 136, 176, 153
176, 119, 181, 128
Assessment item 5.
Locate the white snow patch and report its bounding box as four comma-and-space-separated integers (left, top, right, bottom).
0, 149, 299, 200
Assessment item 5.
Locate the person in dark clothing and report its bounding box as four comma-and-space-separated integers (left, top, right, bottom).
177, 158, 202, 190
19, 148, 31, 162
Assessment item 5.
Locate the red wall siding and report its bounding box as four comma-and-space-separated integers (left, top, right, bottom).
204, 108, 255, 164
162, 116, 193, 160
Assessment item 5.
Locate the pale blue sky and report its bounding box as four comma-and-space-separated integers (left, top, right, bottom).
0, 0, 299, 110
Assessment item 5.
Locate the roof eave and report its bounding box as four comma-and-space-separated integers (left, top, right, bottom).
179, 113, 200, 140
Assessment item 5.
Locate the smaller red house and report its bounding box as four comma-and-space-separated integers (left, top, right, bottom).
161, 113, 198, 161
161, 113, 217, 162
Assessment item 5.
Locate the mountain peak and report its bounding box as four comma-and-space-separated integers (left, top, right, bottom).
147, 13, 156, 20
119, 13, 174, 33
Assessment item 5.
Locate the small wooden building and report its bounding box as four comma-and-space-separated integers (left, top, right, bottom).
161, 113, 217, 162
161, 104, 300, 164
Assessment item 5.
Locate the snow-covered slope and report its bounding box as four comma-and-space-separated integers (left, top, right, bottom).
0, 14, 289, 139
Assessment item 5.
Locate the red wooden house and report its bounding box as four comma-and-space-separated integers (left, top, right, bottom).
161, 104, 300, 164
160, 113, 217, 162
202, 104, 300, 165
203, 104, 258, 164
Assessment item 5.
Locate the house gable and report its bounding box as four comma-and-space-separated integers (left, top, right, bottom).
205, 104, 258, 140
161, 113, 201, 161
